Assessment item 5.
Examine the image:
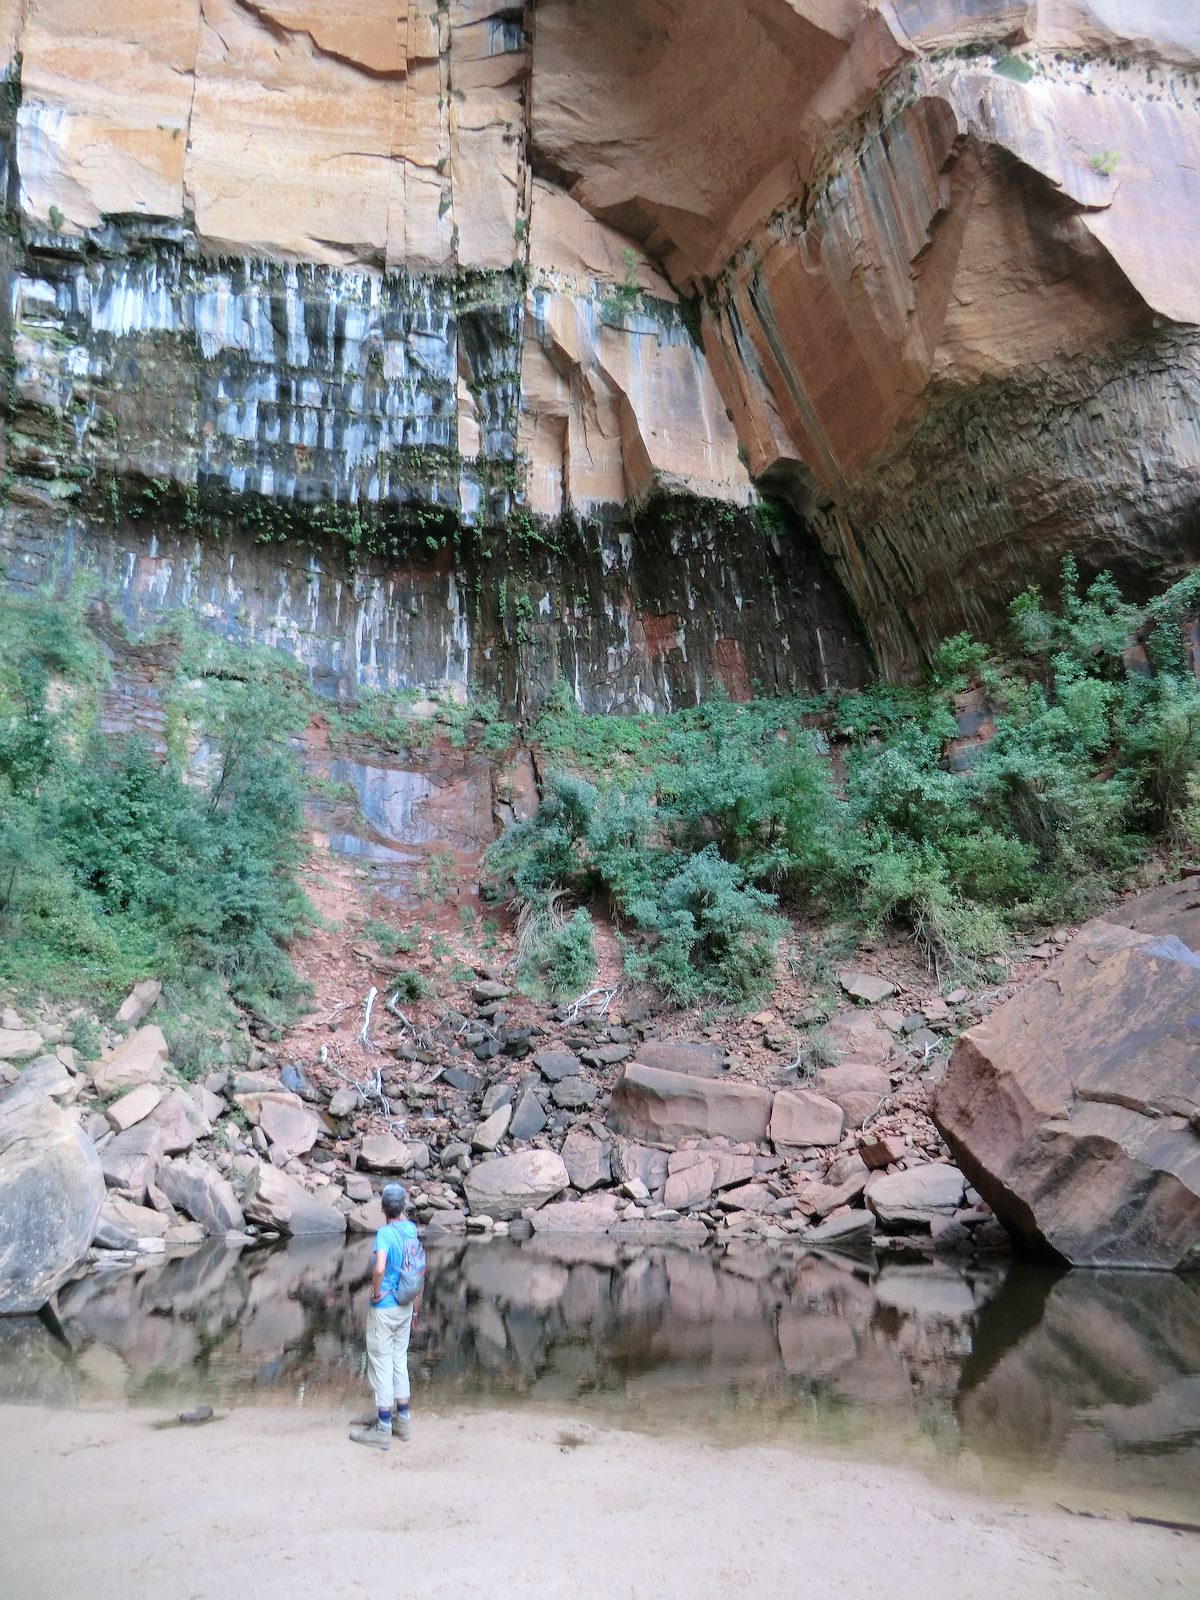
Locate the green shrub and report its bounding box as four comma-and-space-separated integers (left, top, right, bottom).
641, 847, 785, 1005
515, 899, 597, 1000
69, 1013, 101, 1061
487, 772, 786, 1007
492, 564, 1200, 978
390, 969, 431, 1002
364, 920, 419, 955
0, 591, 313, 1032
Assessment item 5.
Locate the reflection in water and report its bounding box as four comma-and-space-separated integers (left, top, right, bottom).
2, 1238, 1198, 1517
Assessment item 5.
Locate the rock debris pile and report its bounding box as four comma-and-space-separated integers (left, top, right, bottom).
0, 956, 1020, 1313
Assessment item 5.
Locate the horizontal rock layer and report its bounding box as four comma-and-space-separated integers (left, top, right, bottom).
1, 2, 1198, 690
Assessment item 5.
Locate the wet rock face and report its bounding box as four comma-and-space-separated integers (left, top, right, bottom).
0, 227, 866, 708
2, 4, 1198, 691
933, 880, 1200, 1270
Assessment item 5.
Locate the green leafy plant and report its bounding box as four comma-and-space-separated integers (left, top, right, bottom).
0, 591, 313, 1036
490, 562, 1200, 980
390, 969, 430, 1002
994, 54, 1035, 84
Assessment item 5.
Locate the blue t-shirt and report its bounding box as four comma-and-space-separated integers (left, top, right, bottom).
374, 1219, 421, 1309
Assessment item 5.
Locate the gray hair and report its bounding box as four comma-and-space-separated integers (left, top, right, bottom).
381, 1182, 408, 1219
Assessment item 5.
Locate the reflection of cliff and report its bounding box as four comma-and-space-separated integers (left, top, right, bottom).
956, 1270, 1200, 1482
7, 1241, 1198, 1511
0, 1238, 996, 1425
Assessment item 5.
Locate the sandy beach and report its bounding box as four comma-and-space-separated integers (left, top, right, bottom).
0, 1403, 1193, 1600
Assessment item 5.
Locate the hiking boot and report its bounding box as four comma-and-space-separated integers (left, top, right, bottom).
349, 1421, 391, 1451
394, 1412, 411, 1442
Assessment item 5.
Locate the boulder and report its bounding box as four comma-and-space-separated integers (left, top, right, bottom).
358, 1133, 415, 1172
561, 1128, 611, 1191
769, 1089, 844, 1149
551, 1075, 597, 1111
663, 1152, 715, 1210
0, 1084, 105, 1312
441, 1067, 480, 1094
114, 979, 161, 1030
634, 1041, 725, 1078
231, 1086, 305, 1127
578, 1044, 631, 1067
189, 1083, 226, 1126
717, 1182, 776, 1213
613, 1141, 668, 1196
463, 1150, 570, 1218
858, 1130, 906, 1170
806, 1166, 870, 1219
343, 1172, 373, 1202
838, 971, 898, 1004
157, 1157, 246, 1235
91, 1026, 170, 1096
164, 1222, 204, 1247
0, 1028, 44, 1064
93, 1196, 170, 1250
532, 1049, 581, 1083
280, 1062, 320, 1102
104, 1083, 164, 1133
229, 1070, 277, 1096
812, 1063, 889, 1129
508, 1088, 548, 1141
481, 1082, 515, 1117
822, 1013, 894, 1067
865, 1164, 966, 1231
472, 980, 511, 1002
145, 1088, 207, 1155
15, 1056, 76, 1102
934, 886, 1200, 1269
607, 1065, 771, 1147
328, 1086, 359, 1119
258, 1096, 321, 1158
348, 1199, 387, 1233
711, 1151, 761, 1190
242, 1163, 347, 1236
472, 1103, 512, 1152
803, 1210, 877, 1252
99, 1121, 168, 1200
528, 1192, 621, 1235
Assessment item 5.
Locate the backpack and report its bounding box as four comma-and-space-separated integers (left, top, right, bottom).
393, 1225, 426, 1305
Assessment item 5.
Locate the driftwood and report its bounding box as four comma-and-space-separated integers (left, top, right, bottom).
1056, 1505, 1200, 1537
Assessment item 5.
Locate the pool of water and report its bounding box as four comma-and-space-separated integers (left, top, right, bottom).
3, 1237, 1198, 1521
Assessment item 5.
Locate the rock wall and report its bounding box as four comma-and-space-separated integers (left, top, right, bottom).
2, 2, 850, 711
534, 2, 1200, 673
1, 1, 1198, 695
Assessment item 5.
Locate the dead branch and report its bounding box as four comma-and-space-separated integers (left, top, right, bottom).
358, 986, 378, 1046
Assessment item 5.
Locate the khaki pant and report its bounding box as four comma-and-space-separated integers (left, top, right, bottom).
366, 1302, 414, 1411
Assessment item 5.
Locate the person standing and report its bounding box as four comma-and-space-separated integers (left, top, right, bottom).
350, 1181, 426, 1451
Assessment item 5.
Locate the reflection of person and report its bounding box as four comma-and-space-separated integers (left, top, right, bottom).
350, 1182, 425, 1451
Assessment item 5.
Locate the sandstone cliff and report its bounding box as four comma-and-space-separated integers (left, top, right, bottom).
0, 2, 1197, 699
534, 1, 1200, 672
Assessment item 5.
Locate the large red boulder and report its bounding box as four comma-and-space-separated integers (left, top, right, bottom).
933, 881, 1200, 1270
607, 1064, 771, 1147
